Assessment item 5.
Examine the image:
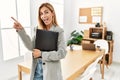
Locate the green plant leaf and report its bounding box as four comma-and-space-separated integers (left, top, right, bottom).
67, 30, 83, 45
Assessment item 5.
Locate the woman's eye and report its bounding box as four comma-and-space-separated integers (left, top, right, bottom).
40, 13, 43, 15
45, 11, 49, 14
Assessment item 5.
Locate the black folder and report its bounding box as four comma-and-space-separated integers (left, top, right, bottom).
35, 29, 59, 51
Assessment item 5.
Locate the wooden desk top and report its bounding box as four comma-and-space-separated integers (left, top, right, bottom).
18, 61, 31, 74
18, 61, 31, 68
61, 49, 104, 80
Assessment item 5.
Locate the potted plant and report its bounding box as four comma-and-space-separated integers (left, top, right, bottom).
67, 30, 84, 46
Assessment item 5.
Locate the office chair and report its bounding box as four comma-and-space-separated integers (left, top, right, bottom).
93, 39, 109, 79
93, 39, 109, 65
75, 55, 102, 80
93, 39, 109, 54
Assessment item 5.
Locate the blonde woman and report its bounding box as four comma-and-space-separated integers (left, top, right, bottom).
12, 2, 66, 80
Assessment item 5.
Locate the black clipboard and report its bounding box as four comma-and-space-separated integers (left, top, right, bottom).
35, 29, 59, 51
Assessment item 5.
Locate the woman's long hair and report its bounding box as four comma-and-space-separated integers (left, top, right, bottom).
38, 3, 58, 29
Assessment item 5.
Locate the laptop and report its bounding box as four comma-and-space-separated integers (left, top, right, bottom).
35, 29, 59, 51
82, 43, 96, 51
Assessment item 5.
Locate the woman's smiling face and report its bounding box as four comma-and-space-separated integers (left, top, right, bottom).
40, 6, 53, 26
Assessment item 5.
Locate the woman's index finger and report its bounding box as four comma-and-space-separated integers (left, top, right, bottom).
11, 17, 18, 22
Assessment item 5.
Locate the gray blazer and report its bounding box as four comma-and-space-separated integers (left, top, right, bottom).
17, 25, 67, 80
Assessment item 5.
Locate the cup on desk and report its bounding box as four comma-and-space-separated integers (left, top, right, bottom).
70, 45, 73, 51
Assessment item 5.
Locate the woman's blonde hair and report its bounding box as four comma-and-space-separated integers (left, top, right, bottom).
38, 3, 58, 29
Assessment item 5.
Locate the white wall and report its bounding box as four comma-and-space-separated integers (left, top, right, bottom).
68, 0, 120, 62
63, 0, 73, 41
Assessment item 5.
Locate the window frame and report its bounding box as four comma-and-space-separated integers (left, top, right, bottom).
0, 0, 31, 61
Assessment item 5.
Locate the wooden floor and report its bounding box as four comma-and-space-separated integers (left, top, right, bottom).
16, 62, 120, 80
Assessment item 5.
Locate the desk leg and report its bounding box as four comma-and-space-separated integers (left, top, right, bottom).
18, 65, 22, 80
100, 54, 105, 79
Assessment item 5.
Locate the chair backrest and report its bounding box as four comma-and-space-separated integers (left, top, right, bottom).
94, 39, 109, 54
75, 55, 102, 80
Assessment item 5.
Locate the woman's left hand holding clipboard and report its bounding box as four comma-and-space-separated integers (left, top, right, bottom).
11, 17, 23, 31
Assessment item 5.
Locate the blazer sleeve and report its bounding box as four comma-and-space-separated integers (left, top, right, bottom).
42, 28, 67, 61
17, 29, 35, 51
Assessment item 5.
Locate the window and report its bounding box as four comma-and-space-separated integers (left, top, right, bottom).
0, 0, 31, 60
48, 0, 64, 28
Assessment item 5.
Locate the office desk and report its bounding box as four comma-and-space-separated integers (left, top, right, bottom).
18, 49, 104, 80
18, 61, 31, 80
61, 49, 104, 80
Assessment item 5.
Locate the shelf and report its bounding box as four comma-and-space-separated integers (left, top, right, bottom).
89, 27, 107, 39
82, 27, 113, 65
